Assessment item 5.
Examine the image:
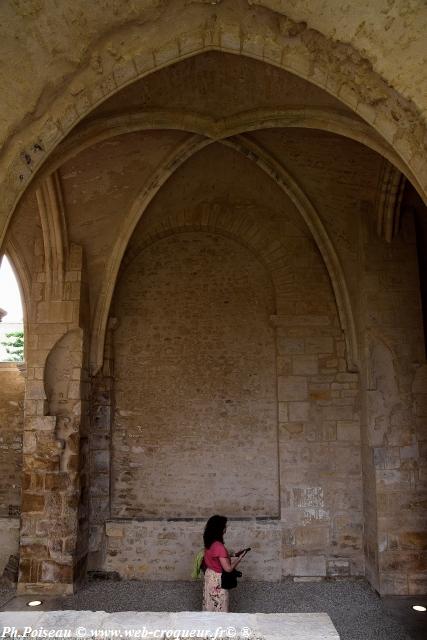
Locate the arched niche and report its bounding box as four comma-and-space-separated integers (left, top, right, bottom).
111, 230, 279, 519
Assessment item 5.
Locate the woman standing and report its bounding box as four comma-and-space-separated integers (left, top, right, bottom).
202, 514, 247, 612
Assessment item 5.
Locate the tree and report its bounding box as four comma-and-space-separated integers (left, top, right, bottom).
1, 330, 24, 361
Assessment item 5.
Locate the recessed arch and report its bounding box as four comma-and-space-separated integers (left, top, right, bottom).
90, 133, 359, 374
111, 227, 280, 519
90, 133, 211, 370
119, 220, 292, 313
224, 134, 359, 372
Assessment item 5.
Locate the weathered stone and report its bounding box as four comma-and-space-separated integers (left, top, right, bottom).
21, 494, 45, 513
327, 558, 351, 576
293, 355, 319, 376
278, 377, 308, 401
283, 555, 327, 577
0, 13, 424, 598
337, 421, 361, 442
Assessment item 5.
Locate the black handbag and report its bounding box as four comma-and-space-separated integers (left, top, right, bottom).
221, 568, 242, 590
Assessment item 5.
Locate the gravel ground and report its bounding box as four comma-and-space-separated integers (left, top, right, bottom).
0, 582, 15, 608
61, 578, 412, 640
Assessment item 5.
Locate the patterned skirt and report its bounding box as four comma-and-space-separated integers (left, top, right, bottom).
202, 568, 230, 612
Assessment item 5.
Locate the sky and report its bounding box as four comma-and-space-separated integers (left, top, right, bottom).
0, 255, 23, 323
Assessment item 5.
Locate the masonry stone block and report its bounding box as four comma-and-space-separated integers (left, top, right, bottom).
25, 380, 47, 400
283, 555, 327, 577
327, 558, 351, 576
21, 494, 45, 513
293, 355, 319, 375
295, 526, 330, 549
305, 337, 334, 354
278, 376, 308, 401
289, 402, 310, 422
336, 421, 361, 442
278, 337, 304, 354
36, 301, 74, 323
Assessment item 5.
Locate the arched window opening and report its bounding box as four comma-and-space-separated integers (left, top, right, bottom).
0, 255, 24, 362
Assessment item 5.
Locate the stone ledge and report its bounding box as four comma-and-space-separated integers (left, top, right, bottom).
0, 362, 23, 371
0, 611, 340, 639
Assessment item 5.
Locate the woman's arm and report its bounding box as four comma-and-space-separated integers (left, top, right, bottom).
219, 551, 246, 573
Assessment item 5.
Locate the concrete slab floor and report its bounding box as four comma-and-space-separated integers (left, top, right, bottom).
0, 579, 425, 640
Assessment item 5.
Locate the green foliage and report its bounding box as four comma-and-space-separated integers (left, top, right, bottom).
1, 330, 24, 361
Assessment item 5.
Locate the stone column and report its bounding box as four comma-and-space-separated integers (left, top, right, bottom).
87, 318, 116, 571
18, 243, 89, 595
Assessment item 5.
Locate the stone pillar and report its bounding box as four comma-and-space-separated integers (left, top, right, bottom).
87, 318, 116, 570
275, 306, 364, 579
17, 243, 89, 595
360, 207, 427, 595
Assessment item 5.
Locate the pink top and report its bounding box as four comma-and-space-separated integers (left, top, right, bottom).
204, 541, 229, 573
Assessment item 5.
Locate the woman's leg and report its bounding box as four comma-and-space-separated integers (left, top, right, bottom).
202, 569, 230, 612
218, 585, 230, 613
202, 570, 212, 611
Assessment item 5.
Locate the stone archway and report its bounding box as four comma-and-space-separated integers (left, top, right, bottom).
3, 7, 425, 597
1, 0, 426, 253
89, 133, 358, 374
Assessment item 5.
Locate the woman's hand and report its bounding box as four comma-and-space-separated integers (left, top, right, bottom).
219, 550, 247, 573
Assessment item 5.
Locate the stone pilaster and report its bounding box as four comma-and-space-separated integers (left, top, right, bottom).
87, 319, 116, 570
18, 243, 89, 595
360, 207, 427, 595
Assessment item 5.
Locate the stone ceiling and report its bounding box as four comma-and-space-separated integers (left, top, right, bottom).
0, 0, 426, 252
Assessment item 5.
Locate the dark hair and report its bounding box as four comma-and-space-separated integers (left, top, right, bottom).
203, 514, 227, 549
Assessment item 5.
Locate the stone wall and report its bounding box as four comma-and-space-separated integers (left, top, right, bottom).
112, 232, 278, 519
2, 42, 425, 595
98, 141, 364, 580
359, 207, 427, 595
0, 363, 24, 573
18, 240, 90, 596
104, 520, 282, 581
278, 328, 363, 579
0, 363, 24, 518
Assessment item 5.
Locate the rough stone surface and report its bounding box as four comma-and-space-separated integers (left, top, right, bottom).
0, 609, 339, 640
0, 1, 425, 217
113, 232, 278, 518
0, 363, 23, 576
0, 365, 24, 519
0, 20, 425, 598
97, 136, 364, 581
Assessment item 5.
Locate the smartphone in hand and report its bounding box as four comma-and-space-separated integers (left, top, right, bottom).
235, 547, 251, 557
